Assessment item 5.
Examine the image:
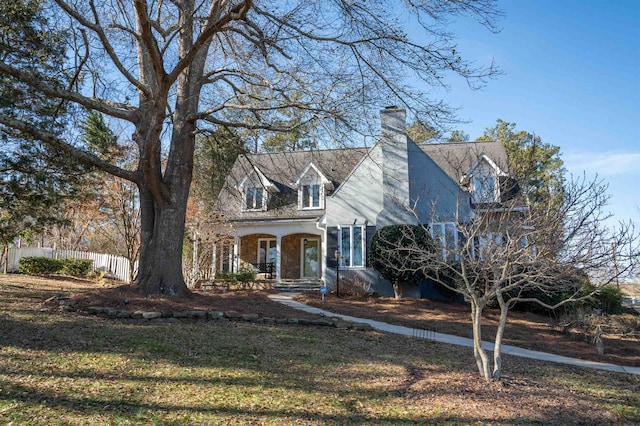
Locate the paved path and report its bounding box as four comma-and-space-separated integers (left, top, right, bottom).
268, 293, 640, 376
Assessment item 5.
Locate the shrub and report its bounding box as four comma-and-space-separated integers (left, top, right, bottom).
608, 313, 640, 338
18, 257, 93, 277
60, 259, 93, 276
235, 267, 256, 283
339, 277, 372, 297
509, 271, 593, 316
215, 268, 256, 283
369, 224, 436, 299
215, 272, 232, 281
18, 257, 64, 275
595, 285, 624, 315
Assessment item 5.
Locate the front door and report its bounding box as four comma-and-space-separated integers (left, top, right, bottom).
301, 238, 320, 278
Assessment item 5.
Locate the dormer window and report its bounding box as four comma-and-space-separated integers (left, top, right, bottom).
461, 154, 505, 206
292, 162, 333, 211
472, 175, 496, 204
237, 165, 278, 212
302, 184, 321, 209
245, 186, 265, 210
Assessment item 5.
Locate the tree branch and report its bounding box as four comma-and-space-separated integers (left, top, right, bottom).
0, 116, 139, 184
0, 61, 136, 121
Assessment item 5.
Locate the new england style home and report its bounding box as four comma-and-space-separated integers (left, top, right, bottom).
213, 107, 520, 297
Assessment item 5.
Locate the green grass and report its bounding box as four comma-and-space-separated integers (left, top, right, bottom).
0, 285, 639, 425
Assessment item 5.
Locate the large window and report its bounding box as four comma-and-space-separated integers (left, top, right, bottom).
429, 222, 458, 261
472, 175, 496, 204
475, 232, 503, 261
245, 186, 264, 210
301, 184, 321, 209
339, 225, 364, 267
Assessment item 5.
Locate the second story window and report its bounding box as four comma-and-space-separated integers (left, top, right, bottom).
294, 162, 332, 210
245, 186, 264, 210
302, 184, 321, 209
472, 175, 496, 204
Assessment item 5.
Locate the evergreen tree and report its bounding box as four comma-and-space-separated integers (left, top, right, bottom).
406, 120, 440, 143
192, 127, 248, 214
477, 119, 565, 214
0, 0, 82, 250
447, 130, 470, 142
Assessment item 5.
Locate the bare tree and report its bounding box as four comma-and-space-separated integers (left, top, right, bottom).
376, 174, 639, 381
99, 174, 141, 282
0, 0, 502, 296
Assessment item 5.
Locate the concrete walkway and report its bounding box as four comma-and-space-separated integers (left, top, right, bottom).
268, 293, 640, 376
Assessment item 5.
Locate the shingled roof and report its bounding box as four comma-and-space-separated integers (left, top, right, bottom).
215, 147, 369, 221
420, 140, 509, 180
215, 140, 511, 221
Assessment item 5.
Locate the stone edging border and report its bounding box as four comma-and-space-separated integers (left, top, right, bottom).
52, 295, 373, 331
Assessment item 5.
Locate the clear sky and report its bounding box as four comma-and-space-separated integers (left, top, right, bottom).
431, 0, 640, 226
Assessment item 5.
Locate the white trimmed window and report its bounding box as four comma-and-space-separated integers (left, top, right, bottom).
301, 184, 321, 209
472, 175, 496, 204
429, 222, 458, 261
338, 225, 365, 267
244, 186, 265, 211
295, 162, 331, 210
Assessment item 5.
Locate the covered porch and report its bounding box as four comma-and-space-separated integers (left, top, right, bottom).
213, 219, 326, 284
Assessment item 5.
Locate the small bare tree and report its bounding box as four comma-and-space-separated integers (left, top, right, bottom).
377, 174, 639, 381
183, 215, 236, 288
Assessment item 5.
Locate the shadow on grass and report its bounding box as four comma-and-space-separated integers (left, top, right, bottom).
1, 288, 638, 424
2, 357, 631, 425
4, 377, 603, 426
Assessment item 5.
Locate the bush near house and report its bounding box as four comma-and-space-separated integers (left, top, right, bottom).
369, 224, 436, 299
18, 257, 93, 277
215, 267, 256, 283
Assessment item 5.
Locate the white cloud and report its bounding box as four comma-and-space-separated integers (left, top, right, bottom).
564, 151, 640, 177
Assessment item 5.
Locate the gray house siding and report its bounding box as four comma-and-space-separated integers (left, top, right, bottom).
324, 145, 384, 228
215, 107, 513, 299
406, 140, 472, 224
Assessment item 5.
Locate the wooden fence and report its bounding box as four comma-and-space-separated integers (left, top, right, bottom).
4, 247, 136, 283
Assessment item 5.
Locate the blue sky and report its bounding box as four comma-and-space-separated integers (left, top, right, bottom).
430, 0, 640, 226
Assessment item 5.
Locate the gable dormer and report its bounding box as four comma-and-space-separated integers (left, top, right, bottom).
291, 162, 334, 210
237, 166, 279, 211
460, 154, 508, 205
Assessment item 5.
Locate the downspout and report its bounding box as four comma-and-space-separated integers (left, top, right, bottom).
316, 214, 327, 284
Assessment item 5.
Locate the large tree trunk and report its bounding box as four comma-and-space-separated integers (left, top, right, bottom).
135, 184, 191, 297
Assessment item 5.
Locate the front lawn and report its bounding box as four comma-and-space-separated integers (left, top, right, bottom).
0, 275, 638, 425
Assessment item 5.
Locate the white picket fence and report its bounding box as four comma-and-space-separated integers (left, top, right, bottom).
4, 247, 136, 283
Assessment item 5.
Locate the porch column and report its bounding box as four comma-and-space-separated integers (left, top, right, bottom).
211, 243, 217, 278
275, 235, 282, 281
233, 236, 239, 272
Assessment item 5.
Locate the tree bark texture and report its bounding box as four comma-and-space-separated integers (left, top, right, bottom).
471, 302, 492, 381
492, 293, 510, 381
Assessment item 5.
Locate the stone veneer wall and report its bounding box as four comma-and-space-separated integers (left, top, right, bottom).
239, 233, 321, 280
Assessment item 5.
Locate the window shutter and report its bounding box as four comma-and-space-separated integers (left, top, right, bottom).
365, 226, 377, 267
326, 227, 338, 269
